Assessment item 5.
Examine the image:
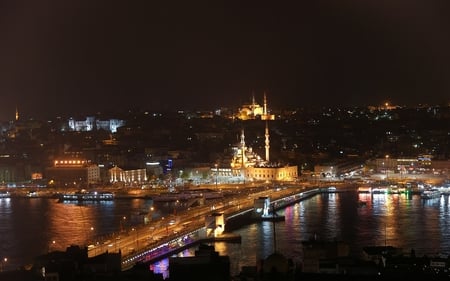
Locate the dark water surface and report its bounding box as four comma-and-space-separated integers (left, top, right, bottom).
1, 190, 449, 278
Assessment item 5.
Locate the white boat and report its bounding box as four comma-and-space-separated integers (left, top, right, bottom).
372, 187, 388, 194
59, 191, 114, 202
152, 189, 223, 202
0, 191, 10, 198
421, 189, 441, 199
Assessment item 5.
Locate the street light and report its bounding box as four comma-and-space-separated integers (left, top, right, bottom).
145, 206, 154, 224
48, 240, 56, 252
120, 216, 127, 233
132, 227, 138, 249
90, 227, 95, 245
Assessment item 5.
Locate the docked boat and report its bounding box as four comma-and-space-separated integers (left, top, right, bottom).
421, 189, 441, 199
0, 191, 11, 198
58, 190, 114, 202
152, 189, 223, 202
371, 186, 388, 194
152, 191, 200, 202
357, 186, 372, 193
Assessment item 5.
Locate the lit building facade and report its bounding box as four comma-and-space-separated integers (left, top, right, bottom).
245, 165, 298, 181
236, 94, 264, 120
226, 94, 297, 182
236, 93, 275, 121
68, 116, 125, 133
109, 165, 147, 187
45, 159, 100, 187
374, 155, 449, 175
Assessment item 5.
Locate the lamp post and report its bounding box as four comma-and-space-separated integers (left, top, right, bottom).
132, 227, 138, 249
145, 206, 154, 224
120, 216, 127, 233
90, 226, 95, 245
48, 240, 56, 252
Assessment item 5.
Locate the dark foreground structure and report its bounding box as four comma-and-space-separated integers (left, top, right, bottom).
0, 245, 163, 281
3, 243, 450, 281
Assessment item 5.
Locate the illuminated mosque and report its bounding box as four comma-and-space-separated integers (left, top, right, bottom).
236, 92, 275, 121
221, 94, 298, 182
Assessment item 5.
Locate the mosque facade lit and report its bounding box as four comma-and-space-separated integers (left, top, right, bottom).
226, 93, 298, 182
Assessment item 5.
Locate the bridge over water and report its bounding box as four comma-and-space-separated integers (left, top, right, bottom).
86, 184, 346, 271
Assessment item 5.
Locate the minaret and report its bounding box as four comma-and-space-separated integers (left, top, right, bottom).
263, 92, 268, 116
240, 129, 246, 166
265, 120, 270, 162
15, 106, 19, 121
262, 93, 270, 162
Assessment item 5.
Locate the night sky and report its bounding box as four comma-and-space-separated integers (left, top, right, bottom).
1, 1, 449, 120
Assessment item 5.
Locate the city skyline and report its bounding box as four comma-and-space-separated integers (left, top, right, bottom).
1, 1, 449, 120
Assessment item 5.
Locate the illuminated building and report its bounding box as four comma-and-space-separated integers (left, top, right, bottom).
228, 94, 297, 182
68, 116, 125, 133
236, 92, 275, 120
45, 159, 100, 187
245, 164, 298, 182
373, 155, 450, 176
108, 165, 147, 187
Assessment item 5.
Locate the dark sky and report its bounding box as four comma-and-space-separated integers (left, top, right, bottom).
1, 1, 449, 120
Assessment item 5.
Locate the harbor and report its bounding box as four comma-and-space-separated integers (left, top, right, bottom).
4, 183, 450, 280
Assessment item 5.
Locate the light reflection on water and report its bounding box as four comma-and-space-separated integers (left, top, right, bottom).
149, 191, 450, 277
2, 191, 450, 277
149, 256, 170, 279
0, 197, 154, 271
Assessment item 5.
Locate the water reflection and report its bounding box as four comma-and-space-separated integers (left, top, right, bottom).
2, 191, 450, 276
166, 191, 450, 277
149, 257, 170, 279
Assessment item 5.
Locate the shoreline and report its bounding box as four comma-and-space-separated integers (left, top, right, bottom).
0, 186, 164, 199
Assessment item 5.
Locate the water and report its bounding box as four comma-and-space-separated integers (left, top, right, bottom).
0, 197, 156, 270
1, 190, 450, 279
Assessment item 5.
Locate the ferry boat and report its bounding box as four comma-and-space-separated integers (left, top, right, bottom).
371, 186, 388, 194
58, 190, 114, 202
0, 191, 11, 198
357, 186, 372, 193
421, 189, 441, 199
152, 189, 223, 202
152, 191, 200, 202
